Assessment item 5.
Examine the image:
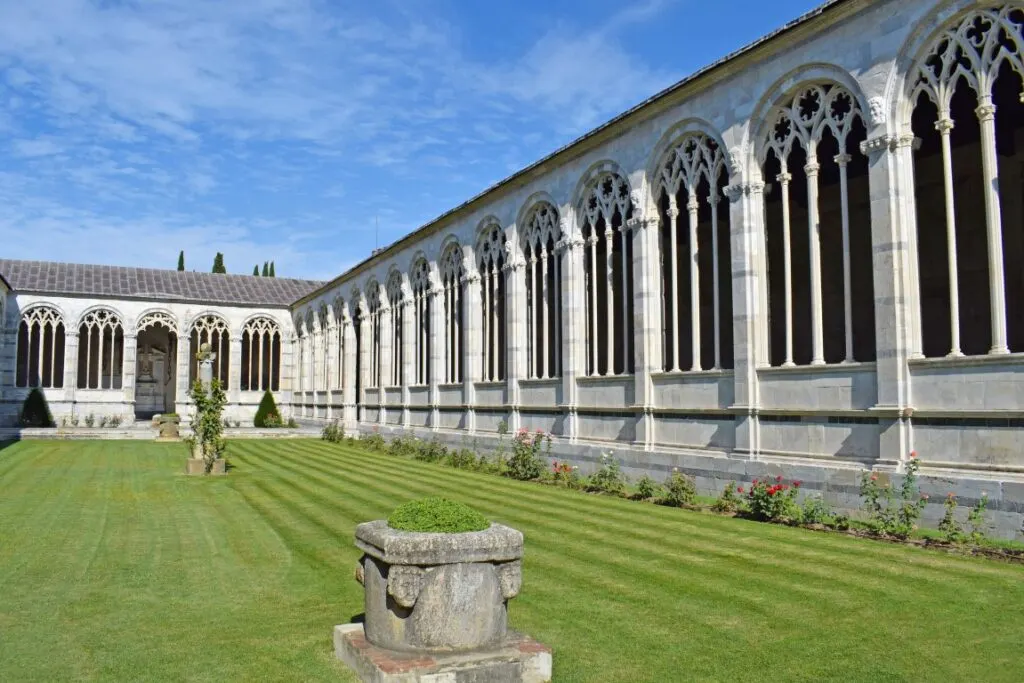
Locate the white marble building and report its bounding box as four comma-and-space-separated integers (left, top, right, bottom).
3, 0, 1024, 534
0, 260, 322, 425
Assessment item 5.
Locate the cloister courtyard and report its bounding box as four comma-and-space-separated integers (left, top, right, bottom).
0, 438, 1021, 682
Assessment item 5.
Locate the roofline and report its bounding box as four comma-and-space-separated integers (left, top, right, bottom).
292, 0, 862, 308
10, 289, 298, 309
0, 272, 10, 290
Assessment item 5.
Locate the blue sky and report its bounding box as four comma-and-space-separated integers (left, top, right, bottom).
0, 0, 823, 281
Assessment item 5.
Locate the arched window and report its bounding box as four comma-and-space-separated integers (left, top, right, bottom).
386, 271, 405, 386
316, 304, 329, 391
305, 309, 316, 392
332, 297, 346, 390
240, 316, 281, 391
579, 172, 634, 376
760, 82, 875, 366
294, 314, 306, 393
521, 203, 562, 379
188, 314, 229, 386
77, 309, 124, 389
909, 5, 1024, 357
16, 306, 65, 388
440, 243, 465, 383
477, 222, 506, 382
657, 133, 734, 371
366, 281, 383, 389
409, 259, 432, 385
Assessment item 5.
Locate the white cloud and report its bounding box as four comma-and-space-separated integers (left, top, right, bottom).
0, 0, 676, 278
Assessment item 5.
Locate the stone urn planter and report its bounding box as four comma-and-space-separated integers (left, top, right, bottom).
155, 414, 180, 440
335, 501, 551, 682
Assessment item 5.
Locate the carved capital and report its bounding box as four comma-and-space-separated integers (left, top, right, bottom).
723, 184, 745, 202
626, 216, 656, 231
935, 117, 954, 134
860, 134, 893, 157
775, 171, 792, 184
975, 103, 996, 123
833, 153, 852, 166
462, 269, 481, 284
804, 161, 820, 177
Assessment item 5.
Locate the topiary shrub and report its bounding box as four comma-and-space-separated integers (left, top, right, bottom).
387, 497, 490, 533
18, 388, 55, 428
253, 389, 280, 428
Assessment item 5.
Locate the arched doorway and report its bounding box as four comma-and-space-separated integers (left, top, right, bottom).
135, 312, 178, 419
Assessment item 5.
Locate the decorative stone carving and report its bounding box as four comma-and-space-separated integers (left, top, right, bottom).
868, 96, 886, 127
728, 145, 745, 177
386, 564, 425, 608
352, 520, 524, 653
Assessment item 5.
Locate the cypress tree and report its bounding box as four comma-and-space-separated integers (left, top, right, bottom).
269, 261, 276, 277
252, 265, 259, 276
262, 261, 269, 277
253, 389, 281, 427
177, 250, 185, 271
18, 388, 55, 427
212, 252, 226, 274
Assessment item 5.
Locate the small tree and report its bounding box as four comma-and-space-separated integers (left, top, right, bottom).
18, 388, 55, 427
262, 261, 269, 277
252, 265, 259, 276
268, 261, 275, 277
212, 252, 226, 274
177, 250, 185, 271
253, 389, 281, 427
188, 379, 227, 472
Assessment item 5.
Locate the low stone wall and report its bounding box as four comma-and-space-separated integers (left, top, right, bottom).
354, 423, 1024, 542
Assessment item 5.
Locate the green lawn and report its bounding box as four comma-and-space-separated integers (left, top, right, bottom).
1, 440, 1022, 682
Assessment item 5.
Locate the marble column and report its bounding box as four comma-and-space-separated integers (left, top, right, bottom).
559, 214, 584, 441
726, 159, 765, 458
122, 332, 137, 418
228, 337, 242, 416
861, 131, 915, 469
174, 329, 190, 416
504, 241, 526, 433
342, 318, 358, 428
628, 201, 660, 451
326, 322, 339, 420
378, 303, 392, 426
63, 330, 79, 408
428, 278, 444, 431
462, 263, 481, 433
357, 305, 371, 424
401, 293, 415, 428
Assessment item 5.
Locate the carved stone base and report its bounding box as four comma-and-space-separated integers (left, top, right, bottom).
334, 623, 551, 683
185, 458, 226, 475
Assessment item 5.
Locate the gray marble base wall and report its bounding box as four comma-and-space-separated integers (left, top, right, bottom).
355, 423, 1024, 542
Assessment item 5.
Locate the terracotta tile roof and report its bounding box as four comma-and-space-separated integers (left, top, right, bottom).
0, 259, 323, 307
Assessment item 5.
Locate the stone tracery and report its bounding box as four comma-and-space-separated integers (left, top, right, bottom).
16, 305, 65, 389
656, 132, 733, 372
188, 313, 230, 386
476, 222, 506, 382
77, 308, 124, 390
579, 171, 634, 376
520, 202, 562, 379
240, 316, 281, 392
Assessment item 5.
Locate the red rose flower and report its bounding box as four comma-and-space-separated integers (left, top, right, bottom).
776, 475, 783, 482
793, 480, 802, 487
737, 486, 744, 493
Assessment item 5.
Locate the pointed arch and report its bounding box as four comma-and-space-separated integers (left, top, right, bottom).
576, 167, 634, 376
476, 218, 506, 382
439, 239, 465, 383
409, 254, 433, 385
899, 2, 1024, 357
519, 199, 562, 379
241, 315, 282, 392
15, 304, 66, 388
76, 307, 125, 390
756, 74, 876, 368
651, 123, 733, 372
187, 312, 230, 387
